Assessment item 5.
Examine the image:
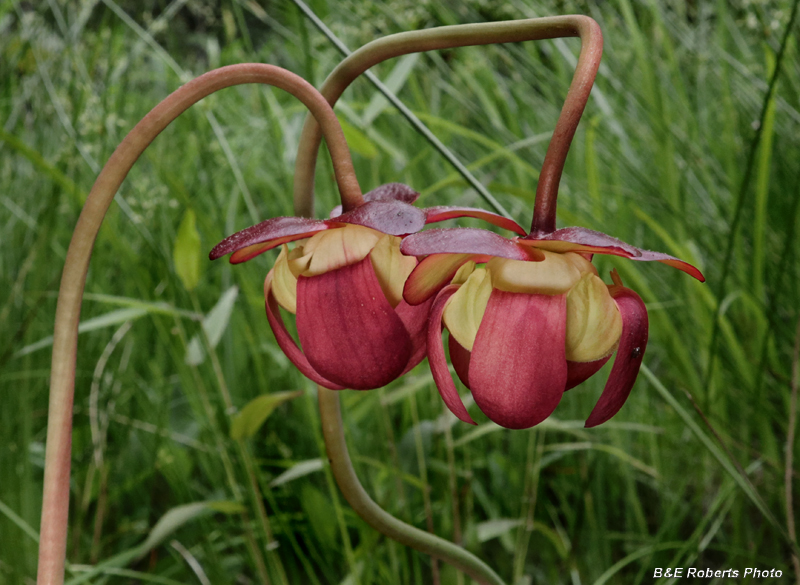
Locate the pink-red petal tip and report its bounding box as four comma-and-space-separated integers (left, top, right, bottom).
424, 206, 527, 236
210, 216, 328, 261
584, 287, 648, 428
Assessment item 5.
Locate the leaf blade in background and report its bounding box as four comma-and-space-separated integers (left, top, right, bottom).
269, 458, 325, 488
185, 286, 239, 365
339, 118, 378, 159
65, 501, 240, 585
173, 208, 202, 291
15, 307, 148, 357
230, 390, 303, 440
362, 53, 420, 125
475, 518, 522, 543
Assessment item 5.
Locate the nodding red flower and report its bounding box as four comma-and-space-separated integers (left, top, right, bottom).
210, 183, 527, 391
400, 225, 704, 429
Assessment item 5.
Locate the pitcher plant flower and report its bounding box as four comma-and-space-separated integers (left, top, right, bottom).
210, 183, 526, 390
401, 225, 704, 429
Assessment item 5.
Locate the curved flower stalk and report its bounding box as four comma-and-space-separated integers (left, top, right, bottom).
37, 63, 372, 585
293, 15, 603, 219
210, 182, 524, 390
401, 226, 703, 429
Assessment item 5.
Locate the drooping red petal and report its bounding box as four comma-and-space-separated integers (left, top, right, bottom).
427, 285, 476, 425
210, 217, 329, 262
401, 228, 543, 260
584, 287, 648, 428
263, 273, 344, 390
296, 256, 412, 390
396, 296, 435, 375
469, 290, 567, 429
424, 207, 527, 236
520, 227, 705, 282
331, 200, 426, 236
329, 183, 420, 217
565, 357, 610, 391
448, 334, 472, 390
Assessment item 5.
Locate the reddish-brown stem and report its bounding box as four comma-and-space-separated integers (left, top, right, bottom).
38, 63, 360, 585
530, 17, 603, 236
292, 16, 603, 234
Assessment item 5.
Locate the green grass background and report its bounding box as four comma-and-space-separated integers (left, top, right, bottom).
1, 0, 799, 583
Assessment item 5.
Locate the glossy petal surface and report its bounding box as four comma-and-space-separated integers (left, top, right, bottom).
299, 225, 381, 276
402, 228, 542, 260
364, 182, 420, 204
424, 206, 527, 235
427, 286, 476, 425
210, 217, 329, 262
369, 234, 418, 308
329, 182, 419, 216
333, 200, 426, 236
565, 273, 622, 362
470, 290, 567, 429
585, 286, 649, 427
296, 257, 412, 390
271, 245, 299, 313
488, 251, 592, 295
264, 273, 344, 390
520, 227, 704, 281
403, 253, 480, 306
442, 267, 492, 351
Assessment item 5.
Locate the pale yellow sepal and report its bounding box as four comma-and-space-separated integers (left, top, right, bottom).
488, 251, 594, 295
299, 224, 382, 276
369, 234, 418, 308
565, 272, 622, 362
272, 244, 299, 314
451, 260, 476, 285
443, 267, 492, 351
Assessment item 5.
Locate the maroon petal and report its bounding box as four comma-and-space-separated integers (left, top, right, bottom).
565, 357, 610, 391
296, 256, 412, 390
329, 183, 420, 218
264, 273, 344, 390
401, 228, 543, 260
424, 206, 527, 236
332, 200, 426, 236
427, 285, 476, 425
584, 287, 648, 428
448, 334, 472, 390
521, 227, 705, 282
396, 296, 435, 375
210, 217, 329, 262
469, 290, 567, 429
365, 182, 420, 204
521, 227, 637, 257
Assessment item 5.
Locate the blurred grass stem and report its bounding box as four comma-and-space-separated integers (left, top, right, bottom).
704, 0, 800, 401
787, 316, 800, 583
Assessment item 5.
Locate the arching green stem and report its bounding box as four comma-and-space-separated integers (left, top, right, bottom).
292, 15, 602, 235
317, 388, 505, 585
38, 63, 361, 585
